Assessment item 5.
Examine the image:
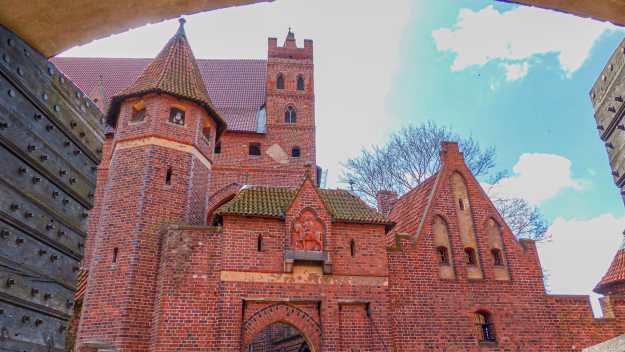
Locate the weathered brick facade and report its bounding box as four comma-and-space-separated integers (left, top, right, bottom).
67, 21, 625, 351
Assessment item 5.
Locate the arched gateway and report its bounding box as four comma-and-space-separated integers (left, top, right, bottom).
242, 304, 321, 352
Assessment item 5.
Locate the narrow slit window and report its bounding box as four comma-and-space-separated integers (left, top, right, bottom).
350, 239, 356, 257
249, 143, 261, 156
458, 199, 464, 210
464, 247, 477, 266
214, 141, 221, 154
202, 127, 211, 144
437, 246, 450, 265
169, 107, 185, 126
165, 167, 173, 185
491, 249, 503, 266
112, 247, 118, 263
257, 234, 263, 252
297, 74, 305, 91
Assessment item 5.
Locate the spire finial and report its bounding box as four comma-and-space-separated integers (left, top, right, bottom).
177, 17, 187, 36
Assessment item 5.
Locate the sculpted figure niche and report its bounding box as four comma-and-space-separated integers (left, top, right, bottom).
292, 209, 324, 251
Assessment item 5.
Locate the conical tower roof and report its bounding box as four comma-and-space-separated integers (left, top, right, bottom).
595, 235, 625, 295
106, 18, 227, 136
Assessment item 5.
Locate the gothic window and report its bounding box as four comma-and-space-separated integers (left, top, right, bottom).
475, 311, 496, 342
249, 143, 261, 156
458, 198, 464, 210
277, 73, 285, 89
131, 101, 146, 122
112, 247, 118, 263
491, 249, 503, 266
169, 107, 185, 126
464, 247, 477, 265
214, 141, 221, 154
291, 146, 301, 157
437, 246, 450, 265
285, 106, 297, 123
350, 239, 356, 257
297, 74, 305, 91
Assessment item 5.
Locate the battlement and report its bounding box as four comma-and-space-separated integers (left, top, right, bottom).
268, 30, 313, 60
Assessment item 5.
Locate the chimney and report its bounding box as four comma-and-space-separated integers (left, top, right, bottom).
376, 190, 398, 216
440, 141, 464, 165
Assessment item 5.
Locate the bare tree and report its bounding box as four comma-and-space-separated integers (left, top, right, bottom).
340, 121, 548, 241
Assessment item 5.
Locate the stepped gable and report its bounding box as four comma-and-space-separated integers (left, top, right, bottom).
595, 238, 625, 294
216, 185, 392, 225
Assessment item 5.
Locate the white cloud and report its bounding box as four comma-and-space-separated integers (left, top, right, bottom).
60, 0, 413, 187
502, 62, 529, 81
538, 214, 625, 314
432, 5, 616, 79
487, 153, 583, 205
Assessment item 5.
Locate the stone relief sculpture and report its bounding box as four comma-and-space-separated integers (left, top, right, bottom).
292, 209, 324, 251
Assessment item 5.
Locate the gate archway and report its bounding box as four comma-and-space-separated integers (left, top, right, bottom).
242, 303, 321, 352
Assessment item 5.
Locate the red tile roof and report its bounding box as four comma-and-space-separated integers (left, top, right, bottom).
595, 240, 625, 294
387, 173, 439, 236
52, 57, 266, 133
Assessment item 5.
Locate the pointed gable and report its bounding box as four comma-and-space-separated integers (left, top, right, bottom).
105, 18, 227, 136
595, 238, 625, 294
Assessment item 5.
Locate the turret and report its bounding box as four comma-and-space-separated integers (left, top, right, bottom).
595, 232, 625, 295
76, 19, 223, 351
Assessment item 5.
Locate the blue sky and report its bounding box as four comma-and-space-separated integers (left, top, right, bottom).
62, 0, 625, 311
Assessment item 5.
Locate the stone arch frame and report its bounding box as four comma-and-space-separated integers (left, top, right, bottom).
205, 183, 243, 224
290, 207, 327, 251
241, 303, 322, 352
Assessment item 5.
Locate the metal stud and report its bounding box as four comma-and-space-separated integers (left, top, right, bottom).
50, 254, 58, 262
21, 315, 30, 323
9, 203, 18, 211
70, 121, 77, 128
15, 238, 23, 245
43, 293, 51, 300
53, 105, 60, 112
16, 67, 23, 76
79, 132, 85, 138
32, 176, 41, 183
27, 144, 36, 152
17, 167, 26, 174
59, 170, 67, 176
66, 299, 73, 308
59, 76, 65, 84
78, 242, 84, 249
73, 149, 81, 156
48, 67, 54, 75
88, 192, 94, 199
608, 106, 616, 113
91, 166, 97, 173
72, 266, 78, 272
52, 190, 59, 198
40, 154, 48, 161
57, 230, 65, 237
42, 93, 48, 101
7, 89, 15, 97
38, 249, 47, 256
64, 140, 70, 147
0, 230, 8, 239
23, 48, 30, 57
35, 319, 43, 326
82, 212, 88, 218
46, 124, 53, 131
0, 121, 7, 129
6, 278, 15, 287
616, 96, 623, 102
62, 199, 69, 205
24, 212, 33, 218
31, 288, 39, 296
2, 53, 9, 63
96, 148, 102, 154
7, 38, 15, 47
69, 177, 76, 184
33, 113, 42, 120
59, 325, 67, 333
45, 224, 54, 231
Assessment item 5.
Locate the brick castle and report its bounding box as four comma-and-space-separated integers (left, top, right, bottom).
52, 19, 625, 351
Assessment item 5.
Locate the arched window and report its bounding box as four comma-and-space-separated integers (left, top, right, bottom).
165, 166, 173, 185
458, 198, 464, 210
276, 73, 285, 89
491, 248, 503, 266
291, 146, 301, 157
169, 107, 185, 126
131, 101, 146, 122
436, 246, 450, 265
297, 74, 305, 91
475, 311, 496, 342
350, 239, 356, 257
285, 106, 297, 123
464, 247, 477, 265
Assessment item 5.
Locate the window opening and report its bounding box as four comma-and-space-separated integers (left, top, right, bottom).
169, 107, 185, 126
277, 73, 285, 89
112, 247, 118, 263
350, 239, 356, 257
249, 143, 261, 156
475, 312, 496, 342
297, 74, 305, 91
292, 146, 301, 157
257, 234, 263, 252
165, 167, 173, 185
285, 106, 297, 123
492, 249, 503, 266
437, 246, 450, 265
464, 247, 477, 265
214, 141, 221, 154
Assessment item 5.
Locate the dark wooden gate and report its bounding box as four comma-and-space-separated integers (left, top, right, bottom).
0, 25, 103, 352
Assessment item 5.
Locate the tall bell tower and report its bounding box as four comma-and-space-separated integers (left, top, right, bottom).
76, 19, 226, 351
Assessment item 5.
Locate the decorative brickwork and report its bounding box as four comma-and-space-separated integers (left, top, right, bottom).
68, 23, 625, 352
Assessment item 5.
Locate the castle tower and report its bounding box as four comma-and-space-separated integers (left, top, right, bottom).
265, 29, 317, 179
595, 233, 625, 296
76, 19, 226, 351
